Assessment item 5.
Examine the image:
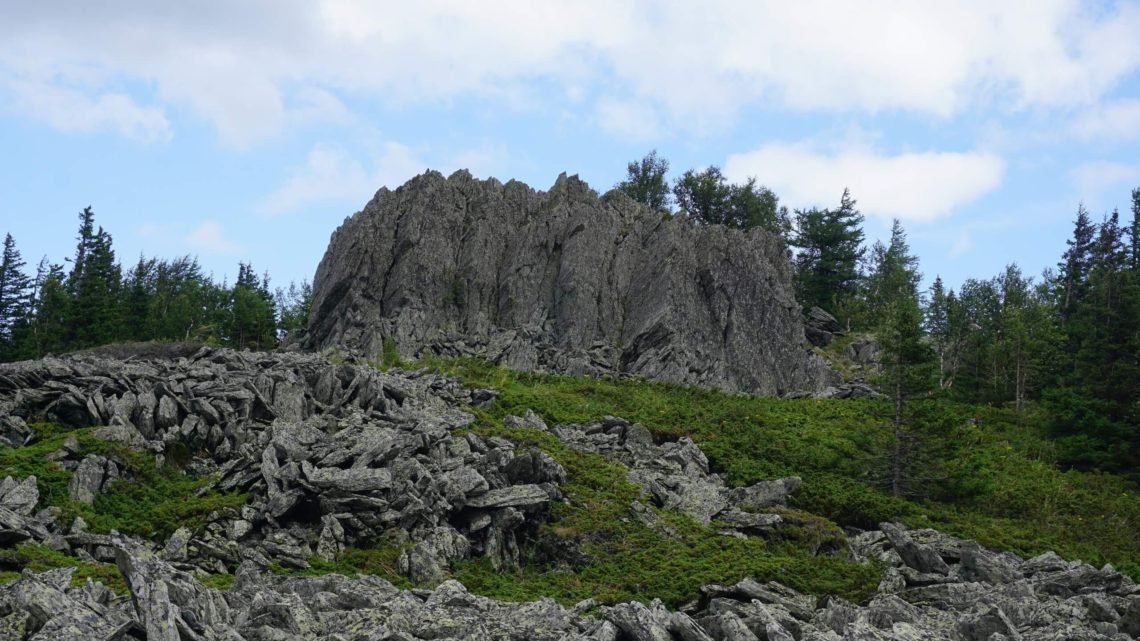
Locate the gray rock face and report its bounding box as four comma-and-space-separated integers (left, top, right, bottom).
307, 170, 838, 396
804, 306, 841, 347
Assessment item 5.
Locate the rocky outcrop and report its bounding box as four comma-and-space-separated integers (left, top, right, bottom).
307, 170, 837, 396
0, 347, 552, 578
804, 307, 841, 348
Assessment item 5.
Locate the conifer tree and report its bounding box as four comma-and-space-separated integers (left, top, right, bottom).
924, 275, 953, 389
30, 263, 70, 357
276, 280, 313, 340
0, 234, 32, 358
791, 189, 865, 318
878, 291, 937, 497
1058, 204, 1095, 325
69, 224, 121, 348
1130, 188, 1140, 271
862, 219, 921, 328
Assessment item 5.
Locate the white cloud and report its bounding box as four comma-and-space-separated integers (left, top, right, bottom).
257, 142, 427, 216
186, 221, 240, 255
1072, 99, 1140, 141
4, 1, 1140, 144
1070, 161, 1140, 201
725, 141, 1006, 223
3, 73, 171, 142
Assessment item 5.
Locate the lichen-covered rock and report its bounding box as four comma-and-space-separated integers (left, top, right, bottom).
307, 170, 838, 396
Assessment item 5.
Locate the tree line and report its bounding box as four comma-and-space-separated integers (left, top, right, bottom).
0, 207, 311, 362
617, 151, 1140, 486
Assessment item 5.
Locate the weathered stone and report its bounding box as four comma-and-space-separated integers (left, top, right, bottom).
958, 605, 1021, 641
0, 475, 39, 516
880, 522, 951, 575
155, 395, 179, 431
1119, 596, 1140, 636
731, 578, 816, 621
604, 601, 674, 641
728, 476, 801, 510
503, 449, 567, 485
804, 306, 840, 347
68, 455, 107, 505
301, 461, 393, 493
306, 170, 838, 396
464, 484, 549, 509
959, 541, 1023, 584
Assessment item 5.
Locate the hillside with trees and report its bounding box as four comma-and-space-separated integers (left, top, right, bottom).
2, 171, 1140, 638
0, 207, 311, 362
617, 151, 1140, 485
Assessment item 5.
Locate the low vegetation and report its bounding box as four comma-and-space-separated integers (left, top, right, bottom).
424, 358, 1140, 584
0, 421, 245, 547
4, 358, 1138, 606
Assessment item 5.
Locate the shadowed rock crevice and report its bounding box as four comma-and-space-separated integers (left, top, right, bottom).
307, 170, 839, 396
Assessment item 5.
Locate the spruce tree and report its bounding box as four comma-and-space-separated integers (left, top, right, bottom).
122, 256, 156, 341
791, 189, 865, 319
0, 233, 32, 359
1130, 187, 1140, 271
1058, 204, 1095, 325
862, 219, 921, 328
225, 263, 277, 350
69, 224, 121, 348
877, 291, 937, 497
924, 275, 952, 389
31, 263, 70, 357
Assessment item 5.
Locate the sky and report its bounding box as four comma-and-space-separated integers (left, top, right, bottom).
2, 1, 1140, 294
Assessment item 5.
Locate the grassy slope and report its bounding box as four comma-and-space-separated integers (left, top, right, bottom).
427, 358, 1140, 585
0, 422, 244, 590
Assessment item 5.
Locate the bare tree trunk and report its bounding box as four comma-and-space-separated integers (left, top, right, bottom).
892, 377, 904, 497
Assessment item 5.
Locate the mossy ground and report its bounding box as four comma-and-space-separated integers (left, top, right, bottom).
0, 422, 245, 587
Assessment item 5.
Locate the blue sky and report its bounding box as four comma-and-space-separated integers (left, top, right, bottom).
2, 1, 1140, 295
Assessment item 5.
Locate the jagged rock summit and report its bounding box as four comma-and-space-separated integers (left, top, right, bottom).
308, 170, 838, 396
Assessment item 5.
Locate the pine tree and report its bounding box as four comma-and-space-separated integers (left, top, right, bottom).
791, 189, 865, 319
1058, 204, 1095, 325
924, 275, 952, 389
862, 219, 921, 328
0, 234, 32, 359
31, 263, 70, 357
877, 292, 937, 497
1129, 188, 1140, 271
69, 224, 121, 348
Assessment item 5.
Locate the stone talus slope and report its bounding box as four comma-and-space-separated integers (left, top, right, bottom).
308, 170, 837, 395
1, 349, 1138, 639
